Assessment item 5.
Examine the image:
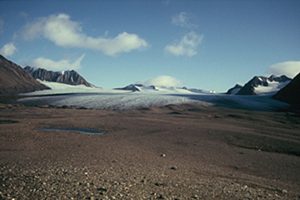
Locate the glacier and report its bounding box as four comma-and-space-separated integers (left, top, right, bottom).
18, 81, 289, 111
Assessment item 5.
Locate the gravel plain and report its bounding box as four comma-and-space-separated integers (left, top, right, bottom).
0, 103, 300, 199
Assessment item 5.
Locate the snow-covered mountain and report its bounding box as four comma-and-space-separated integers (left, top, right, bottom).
24, 66, 93, 87
227, 75, 291, 95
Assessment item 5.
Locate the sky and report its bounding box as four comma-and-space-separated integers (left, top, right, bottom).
0, 0, 300, 92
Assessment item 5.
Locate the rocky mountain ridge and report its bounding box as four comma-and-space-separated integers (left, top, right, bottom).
24, 66, 93, 87
227, 75, 291, 95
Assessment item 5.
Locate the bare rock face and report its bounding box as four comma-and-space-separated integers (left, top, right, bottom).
0, 55, 49, 95
24, 66, 93, 87
273, 73, 300, 106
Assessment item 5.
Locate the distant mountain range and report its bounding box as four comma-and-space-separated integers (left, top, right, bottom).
0, 55, 49, 95
227, 75, 291, 95
1, 54, 299, 108
24, 66, 93, 87
116, 83, 209, 94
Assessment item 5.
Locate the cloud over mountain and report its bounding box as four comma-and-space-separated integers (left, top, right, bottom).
0, 43, 17, 57
23, 13, 148, 56
32, 54, 85, 71
144, 75, 181, 87
269, 61, 300, 78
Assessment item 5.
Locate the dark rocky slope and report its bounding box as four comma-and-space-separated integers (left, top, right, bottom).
273, 73, 300, 106
0, 55, 49, 95
226, 84, 243, 95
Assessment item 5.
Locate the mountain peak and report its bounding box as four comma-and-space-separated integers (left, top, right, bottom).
226, 84, 243, 95
226, 75, 292, 95
268, 74, 291, 82
236, 75, 291, 95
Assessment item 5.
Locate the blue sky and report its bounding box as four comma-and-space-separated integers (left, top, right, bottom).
0, 0, 300, 92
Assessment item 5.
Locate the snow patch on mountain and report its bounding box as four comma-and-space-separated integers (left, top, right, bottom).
227, 75, 292, 95
255, 80, 290, 94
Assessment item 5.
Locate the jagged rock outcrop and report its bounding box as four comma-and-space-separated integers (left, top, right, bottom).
236, 75, 291, 95
24, 66, 93, 87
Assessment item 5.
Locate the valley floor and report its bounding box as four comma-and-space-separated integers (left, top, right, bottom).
0, 103, 300, 199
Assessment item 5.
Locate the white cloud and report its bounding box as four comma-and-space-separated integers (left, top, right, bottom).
171, 12, 195, 28
144, 75, 181, 87
165, 31, 203, 57
32, 54, 85, 71
0, 42, 17, 57
23, 13, 148, 56
269, 61, 300, 78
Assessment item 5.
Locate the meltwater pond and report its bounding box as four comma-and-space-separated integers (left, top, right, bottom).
39, 127, 105, 136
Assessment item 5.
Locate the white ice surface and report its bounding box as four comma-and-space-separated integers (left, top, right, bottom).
19, 80, 288, 110
22, 80, 129, 95
22, 80, 201, 96
19, 93, 210, 109
19, 92, 288, 111
19, 81, 208, 109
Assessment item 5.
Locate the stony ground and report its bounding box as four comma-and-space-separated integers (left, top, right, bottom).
0, 164, 292, 200
0, 103, 300, 199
